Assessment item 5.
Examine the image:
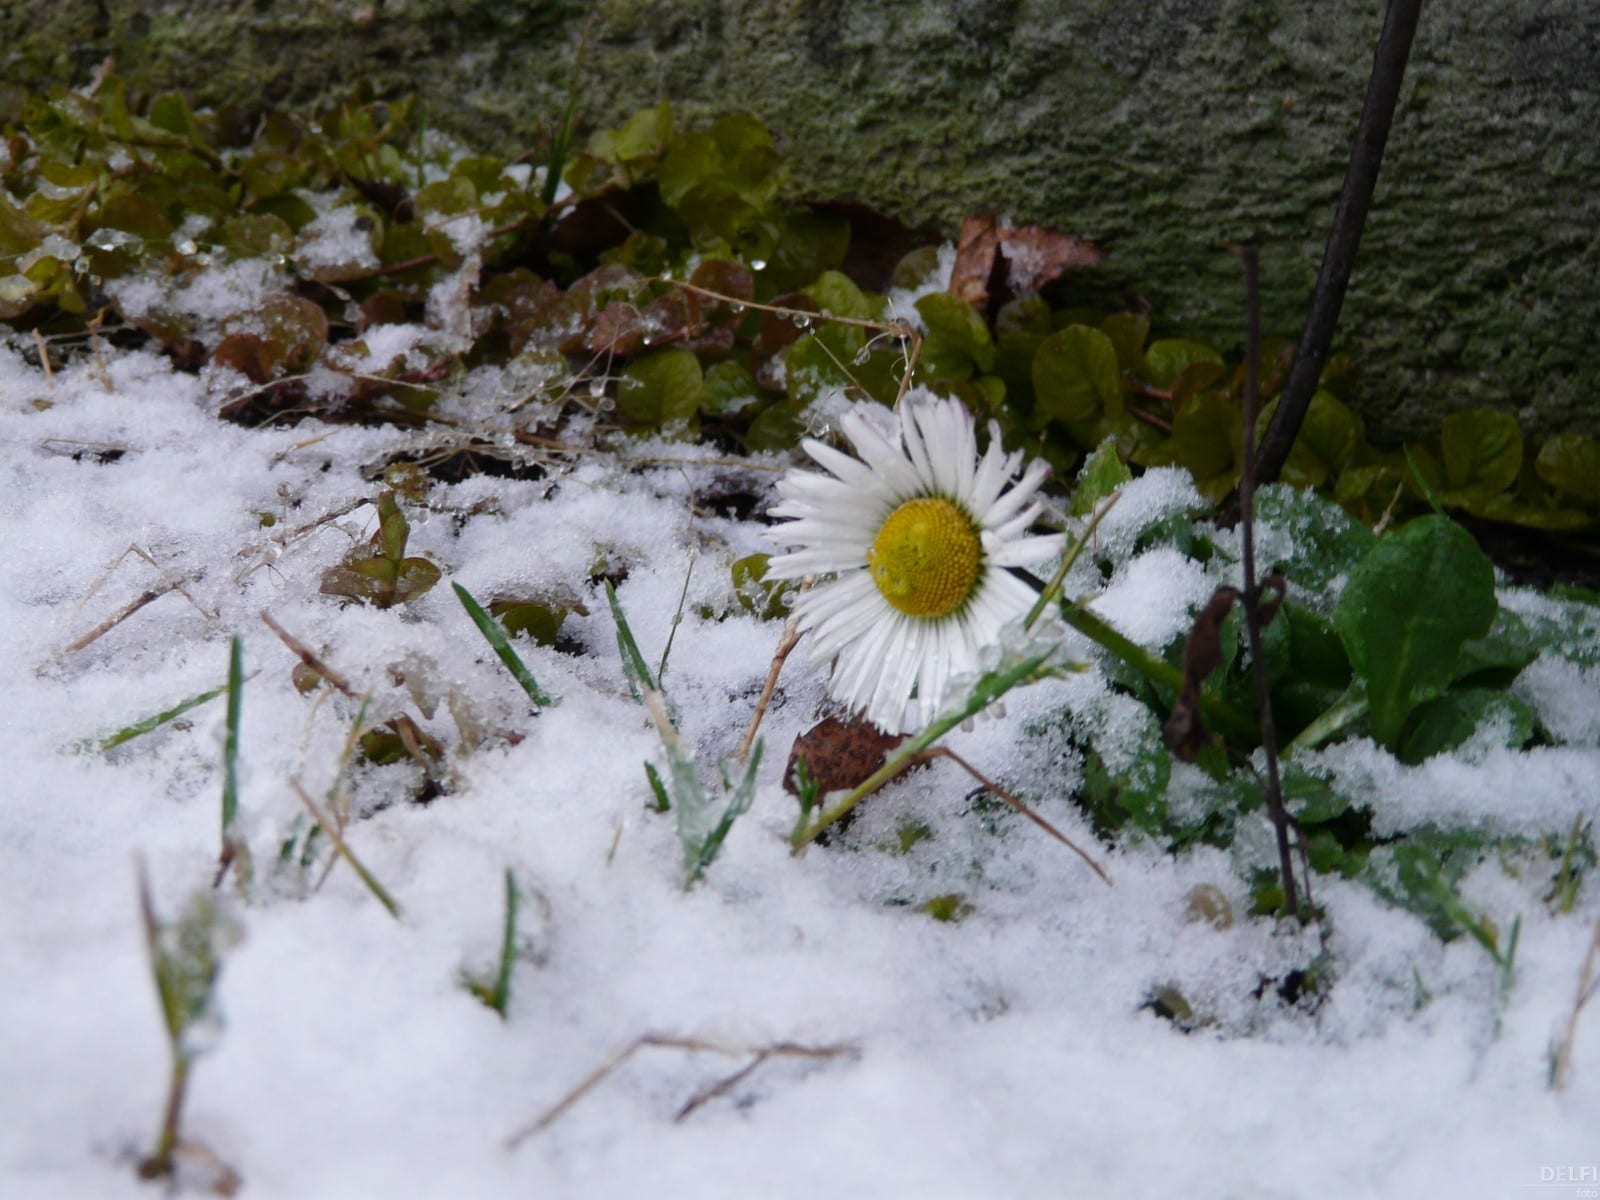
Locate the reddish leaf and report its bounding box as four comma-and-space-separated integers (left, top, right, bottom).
749, 292, 819, 391
783, 715, 909, 798
949, 214, 1106, 311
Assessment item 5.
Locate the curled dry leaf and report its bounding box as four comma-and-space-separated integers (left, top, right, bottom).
783, 714, 909, 798
948, 214, 1106, 312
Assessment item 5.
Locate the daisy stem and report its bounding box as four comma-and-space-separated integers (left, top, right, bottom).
1023, 492, 1122, 632
1054, 602, 1260, 746
789, 652, 1056, 850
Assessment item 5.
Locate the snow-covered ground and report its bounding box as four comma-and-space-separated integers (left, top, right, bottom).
3, 337, 1599, 1200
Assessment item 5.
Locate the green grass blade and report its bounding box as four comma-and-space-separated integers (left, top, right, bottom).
454, 583, 556, 708
604, 579, 659, 697
492, 869, 520, 1014
221, 637, 243, 839
91, 682, 229, 752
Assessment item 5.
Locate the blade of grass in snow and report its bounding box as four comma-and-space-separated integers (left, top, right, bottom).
463, 869, 521, 1018
656, 552, 696, 682
605, 579, 660, 696
454, 583, 556, 708
291, 781, 402, 920
221, 637, 243, 839
607, 580, 750, 886
81, 679, 230, 752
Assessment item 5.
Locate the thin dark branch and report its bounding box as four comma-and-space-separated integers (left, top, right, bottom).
1237, 247, 1300, 920
1255, 0, 1424, 484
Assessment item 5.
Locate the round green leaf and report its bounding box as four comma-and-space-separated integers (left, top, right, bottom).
1333, 514, 1497, 749
1143, 338, 1222, 389
1441, 407, 1522, 495
618, 348, 702, 425
1536, 433, 1600, 503
1032, 324, 1121, 422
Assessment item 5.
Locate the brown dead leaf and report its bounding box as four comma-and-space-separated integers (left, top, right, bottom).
783, 715, 909, 798
949, 214, 1106, 312
1163, 586, 1240, 762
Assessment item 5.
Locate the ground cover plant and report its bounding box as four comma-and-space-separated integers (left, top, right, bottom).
3, 74, 1599, 1197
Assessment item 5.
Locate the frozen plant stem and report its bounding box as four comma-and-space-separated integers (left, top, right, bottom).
1255, 0, 1423, 484
1237, 246, 1300, 920
1551, 916, 1600, 1090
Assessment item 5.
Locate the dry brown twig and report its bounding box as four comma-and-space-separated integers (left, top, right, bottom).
1551, 916, 1600, 1090
734, 576, 814, 763
259, 611, 359, 699
505, 1033, 858, 1149
921, 746, 1113, 887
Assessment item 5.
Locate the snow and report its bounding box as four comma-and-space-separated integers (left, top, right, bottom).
2, 335, 1599, 1200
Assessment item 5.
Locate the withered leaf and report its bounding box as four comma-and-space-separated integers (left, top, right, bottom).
949, 214, 1106, 312
1163, 586, 1240, 762
783, 715, 909, 798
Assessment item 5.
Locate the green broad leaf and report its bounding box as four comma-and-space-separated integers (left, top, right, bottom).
617, 348, 702, 425
1143, 338, 1222, 389
1254, 483, 1377, 591
916, 292, 995, 374
1171, 390, 1241, 501
456, 584, 557, 708
590, 101, 673, 165
700, 360, 763, 416
745, 400, 805, 452
1099, 312, 1149, 372
1441, 408, 1523, 496
1070, 438, 1133, 516
1454, 608, 1540, 683
1333, 514, 1498, 749
1399, 687, 1537, 765
393, 557, 442, 604
1452, 492, 1595, 530
1033, 324, 1122, 423
377, 491, 409, 562
995, 294, 1052, 337
1269, 390, 1362, 489
806, 269, 877, 321
730, 552, 793, 620
1535, 433, 1600, 504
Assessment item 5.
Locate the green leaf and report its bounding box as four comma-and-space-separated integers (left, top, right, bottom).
1143, 338, 1222, 389
1172, 390, 1240, 501
1033, 324, 1121, 423
617, 348, 702, 425
807, 269, 876, 321
377, 491, 409, 563
1399, 688, 1536, 764
590, 101, 673, 165
1333, 515, 1498, 748
916, 293, 995, 374
1254, 483, 1377, 591
454, 583, 556, 708
1270, 390, 1361, 489
1070, 438, 1133, 516
1099, 312, 1149, 372
1535, 433, 1600, 503
1441, 408, 1522, 495
730, 552, 793, 620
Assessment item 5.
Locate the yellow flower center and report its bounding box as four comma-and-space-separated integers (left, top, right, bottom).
868, 496, 982, 618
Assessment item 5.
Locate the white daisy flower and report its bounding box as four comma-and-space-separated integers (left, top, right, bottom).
766, 391, 1064, 733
